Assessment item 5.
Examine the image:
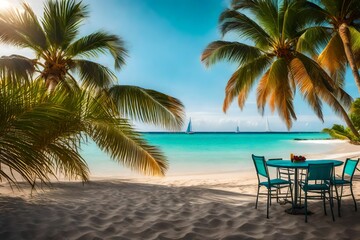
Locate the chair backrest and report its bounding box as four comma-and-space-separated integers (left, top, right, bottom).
343, 158, 359, 180
307, 163, 333, 181
252, 154, 268, 178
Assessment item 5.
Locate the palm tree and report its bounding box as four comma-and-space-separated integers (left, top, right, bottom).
300, 0, 360, 92
0, 0, 184, 129
0, 0, 185, 183
323, 99, 360, 143
201, 0, 359, 137
0, 79, 171, 188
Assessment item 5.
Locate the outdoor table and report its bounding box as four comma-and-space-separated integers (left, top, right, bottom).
266, 159, 343, 214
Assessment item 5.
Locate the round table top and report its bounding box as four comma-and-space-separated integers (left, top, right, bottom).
266, 159, 343, 168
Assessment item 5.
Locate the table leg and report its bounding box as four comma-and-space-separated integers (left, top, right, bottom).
285, 167, 312, 215
294, 168, 299, 207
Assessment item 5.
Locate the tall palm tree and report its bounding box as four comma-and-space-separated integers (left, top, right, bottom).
0, 79, 170, 188
201, 0, 359, 137
300, 0, 360, 92
0, 0, 185, 182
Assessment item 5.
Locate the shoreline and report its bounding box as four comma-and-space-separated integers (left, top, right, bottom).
1, 140, 360, 239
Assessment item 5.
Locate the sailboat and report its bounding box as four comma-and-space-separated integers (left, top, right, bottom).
185, 118, 194, 134
265, 117, 271, 132
236, 125, 240, 133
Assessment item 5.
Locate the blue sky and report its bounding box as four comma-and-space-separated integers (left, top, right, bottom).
2, 0, 360, 132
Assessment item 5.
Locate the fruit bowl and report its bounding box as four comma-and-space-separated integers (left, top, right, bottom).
292, 155, 306, 162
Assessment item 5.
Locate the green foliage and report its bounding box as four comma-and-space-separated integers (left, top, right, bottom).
0, 80, 170, 189
323, 98, 360, 143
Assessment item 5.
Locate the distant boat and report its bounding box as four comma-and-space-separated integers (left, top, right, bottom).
265, 117, 271, 132
236, 125, 240, 133
185, 118, 194, 134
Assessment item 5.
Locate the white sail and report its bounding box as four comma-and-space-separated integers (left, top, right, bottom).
185, 118, 194, 134
265, 117, 271, 132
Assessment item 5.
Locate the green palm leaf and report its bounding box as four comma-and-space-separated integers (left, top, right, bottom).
0, 55, 35, 83
66, 31, 128, 69
0, 81, 89, 188
297, 26, 332, 56
201, 41, 262, 67
318, 34, 346, 85
109, 86, 184, 130
42, 0, 88, 50
223, 55, 271, 111
71, 59, 116, 89
87, 118, 168, 176
219, 9, 271, 49
231, 0, 280, 39
323, 125, 352, 140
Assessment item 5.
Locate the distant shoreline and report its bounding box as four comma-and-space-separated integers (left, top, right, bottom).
293, 138, 333, 140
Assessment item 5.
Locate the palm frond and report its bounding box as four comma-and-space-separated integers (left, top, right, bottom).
223, 55, 271, 112
231, 0, 279, 39
323, 126, 352, 140
267, 58, 296, 129
87, 118, 168, 176
349, 26, 360, 55
0, 81, 89, 188
290, 57, 323, 121
42, 0, 88, 50
318, 34, 347, 85
297, 27, 332, 56
201, 41, 262, 67
219, 9, 271, 49
296, 52, 353, 116
256, 70, 271, 113
67, 31, 128, 70
108, 85, 185, 131
231, 0, 257, 10
71, 59, 116, 89
0, 55, 35, 83
0, 3, 47, 52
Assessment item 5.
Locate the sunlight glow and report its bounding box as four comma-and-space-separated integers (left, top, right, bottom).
0, 0, 10, 10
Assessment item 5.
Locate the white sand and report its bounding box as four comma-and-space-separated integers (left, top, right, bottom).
1, 140, 360, 239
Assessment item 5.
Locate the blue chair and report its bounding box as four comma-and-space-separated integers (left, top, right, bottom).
252, 154, 293, 218
268, 158, 294, 203
300, 163, 334, 223
332, 158, 359, 217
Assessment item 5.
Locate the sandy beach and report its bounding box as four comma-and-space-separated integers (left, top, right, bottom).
1, 140, 360, 240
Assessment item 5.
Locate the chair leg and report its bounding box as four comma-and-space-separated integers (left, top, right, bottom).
329, 189, 335, 222
350, 184, 357, 212
305, 191, 308, 223
289, 182, 294, 207
267, 188, 270, 219
322, 190, 327, 216
299, 182, 302, 206
255, 186, 260, 209
334, 185, 341, 217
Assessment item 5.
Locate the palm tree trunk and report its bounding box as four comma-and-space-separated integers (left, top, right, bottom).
45, 75, 59, 92
338, 23, 360, 92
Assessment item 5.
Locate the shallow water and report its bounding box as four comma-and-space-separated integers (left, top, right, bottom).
81, 132, 337, 177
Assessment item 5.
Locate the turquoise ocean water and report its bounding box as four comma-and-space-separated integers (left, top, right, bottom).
82, 132, 338, 177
